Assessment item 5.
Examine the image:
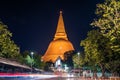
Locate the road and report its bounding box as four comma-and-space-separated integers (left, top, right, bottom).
0, 77, 90, 80
0, 72, 110, 80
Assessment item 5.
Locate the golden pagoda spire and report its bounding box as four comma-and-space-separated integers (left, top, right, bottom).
42, 11, 74, 63
54, 11, 68, 40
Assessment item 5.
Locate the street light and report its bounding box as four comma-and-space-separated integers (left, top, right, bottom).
77, 52, 80, 67
77, 52, 80, 76
30, 52, 34, 73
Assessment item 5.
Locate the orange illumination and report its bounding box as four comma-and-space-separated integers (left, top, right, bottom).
42, 11, 74, 63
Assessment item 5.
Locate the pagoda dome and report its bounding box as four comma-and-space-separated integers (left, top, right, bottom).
42, 38, 74, 62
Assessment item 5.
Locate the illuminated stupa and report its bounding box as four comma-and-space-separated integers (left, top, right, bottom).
42, 11, 74, 63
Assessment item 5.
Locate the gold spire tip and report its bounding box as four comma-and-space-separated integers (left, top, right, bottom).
60, 11, 62, 14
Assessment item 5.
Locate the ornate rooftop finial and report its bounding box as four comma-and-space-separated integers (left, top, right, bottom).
54, 11, 68, 40
60, 11, 62, 14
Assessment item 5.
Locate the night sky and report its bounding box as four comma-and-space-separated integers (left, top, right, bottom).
0, 0, 104, 55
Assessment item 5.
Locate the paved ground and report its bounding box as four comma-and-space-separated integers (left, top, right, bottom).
0, 77, 110, 80
0, 72, 115, 80
39, 77, 110, 80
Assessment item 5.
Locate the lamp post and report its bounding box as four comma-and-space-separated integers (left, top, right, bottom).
77, 52, 80, 76
31, 52, 34, 73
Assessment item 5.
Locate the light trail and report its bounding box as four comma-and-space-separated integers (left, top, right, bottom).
0, 73, 58, 79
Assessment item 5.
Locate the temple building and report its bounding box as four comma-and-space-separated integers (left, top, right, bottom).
42, 11, 74, 68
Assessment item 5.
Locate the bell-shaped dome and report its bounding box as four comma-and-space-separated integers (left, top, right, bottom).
42, 39, 74, 62
42, 11, 74, 63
